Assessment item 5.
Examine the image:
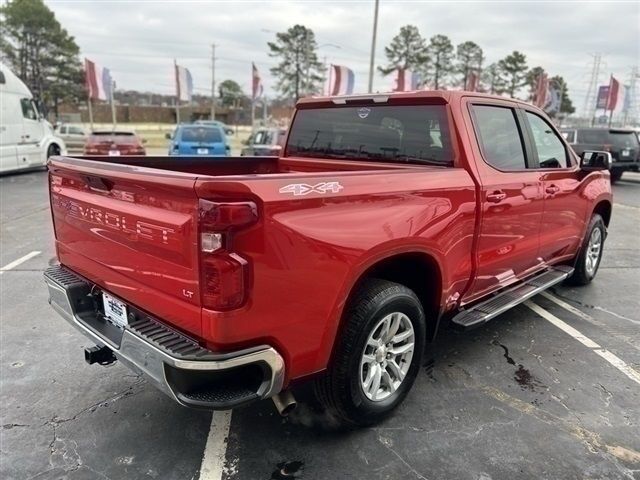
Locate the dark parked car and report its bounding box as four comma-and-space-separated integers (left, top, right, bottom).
241, 127, 287, 156
83, 130, 146, 156
561, 128, 639, 182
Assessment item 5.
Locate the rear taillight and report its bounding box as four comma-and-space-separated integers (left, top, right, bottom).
198, 199, 258, 310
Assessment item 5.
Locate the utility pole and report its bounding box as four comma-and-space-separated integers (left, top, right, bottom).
583, 53, 602, 125
110, 80, 117, 129
367, 0, 380, 93
211, 44, 216, 120
623, 66, 638, 126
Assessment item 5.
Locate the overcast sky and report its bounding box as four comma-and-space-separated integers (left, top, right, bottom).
45, 0, 639, 116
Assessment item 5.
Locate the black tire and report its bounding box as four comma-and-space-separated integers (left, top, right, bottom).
46, 143, 61, 159
567, 214, 606, 286
314, 279, 426, 427
610, 170, 623, 183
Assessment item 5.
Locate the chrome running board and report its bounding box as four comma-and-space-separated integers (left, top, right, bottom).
452, 265, 573, 329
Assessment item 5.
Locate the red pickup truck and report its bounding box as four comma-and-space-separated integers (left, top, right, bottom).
45, 91, 613, 426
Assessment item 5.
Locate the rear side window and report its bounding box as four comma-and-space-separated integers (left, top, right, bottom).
471, 105, 526, 170
577, 130, 608, 144
609, 132, 639, 149
525, 112, 568, 168
286, 105, 453, 166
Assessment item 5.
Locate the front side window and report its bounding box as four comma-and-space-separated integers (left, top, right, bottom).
20, 98, 38, 120
471, 105, 526, 170
525, 112, 568, 168
286, 105, 453, 167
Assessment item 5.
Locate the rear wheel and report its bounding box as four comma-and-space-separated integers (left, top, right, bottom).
314, 279, 426, 427
568, 214, 606, 285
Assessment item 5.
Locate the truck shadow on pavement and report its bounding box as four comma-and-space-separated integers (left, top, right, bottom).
223, 301, 638, 480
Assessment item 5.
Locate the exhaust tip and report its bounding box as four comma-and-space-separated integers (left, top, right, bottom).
272, 390, 297, 416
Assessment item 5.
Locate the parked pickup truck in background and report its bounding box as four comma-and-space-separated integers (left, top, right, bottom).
561, 127, 639, 183
44, 91, 613, 426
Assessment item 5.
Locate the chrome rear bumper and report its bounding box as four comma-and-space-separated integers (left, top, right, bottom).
44, 265, 285, 409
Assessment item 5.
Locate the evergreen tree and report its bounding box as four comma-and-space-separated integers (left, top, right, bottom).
268, 25, 325, 101
218, 79, 244, 106
498, 51, 528, 98
0, 0, 84, 118
481, 63, 506, 95
456, 41, 483, 89
378, 25, 430, 84
427, 35, 455, 89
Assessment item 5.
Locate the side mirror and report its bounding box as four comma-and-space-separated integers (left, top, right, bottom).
165, 133, 172, 140
580, 151, 612, 171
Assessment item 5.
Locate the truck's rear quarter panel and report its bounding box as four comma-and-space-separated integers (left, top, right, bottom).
196, 165, 476, 379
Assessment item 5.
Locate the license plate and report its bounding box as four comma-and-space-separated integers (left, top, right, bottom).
102, 292, 128, 328
197, 148, 208, 154
108, 150, 121, 156
621, 149, 630, 157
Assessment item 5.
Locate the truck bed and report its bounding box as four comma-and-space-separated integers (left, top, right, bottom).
76, 155, 413, 177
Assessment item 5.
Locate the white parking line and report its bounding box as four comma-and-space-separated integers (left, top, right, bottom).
0, 251, 41, 275
199, 410, 232, 480
525, 301, 640, 386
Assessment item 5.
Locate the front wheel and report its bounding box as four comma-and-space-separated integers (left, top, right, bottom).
568, 214, 606, 285
46, 143, 61, 159
314, 279, 426, 427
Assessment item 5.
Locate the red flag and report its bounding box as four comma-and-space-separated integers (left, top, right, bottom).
533, 73, 549, 108
252, 63, 263, 100
606, 76, 620, 110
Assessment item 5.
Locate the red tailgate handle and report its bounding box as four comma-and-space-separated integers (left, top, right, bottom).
487, 191, 506, 203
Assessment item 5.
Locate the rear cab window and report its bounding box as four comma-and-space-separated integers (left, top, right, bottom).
180, 127, 222, 143
286, 105, 454, 167
470, 104, 527, 170
90, 131, 138, 144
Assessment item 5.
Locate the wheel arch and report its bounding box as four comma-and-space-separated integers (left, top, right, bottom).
321, 250, 445, 372
592, 199, 612, 227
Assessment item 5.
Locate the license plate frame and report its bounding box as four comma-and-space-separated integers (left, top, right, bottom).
621, 148, 630, 157
108, 150, 121, 156
102, 292, 128, 328
197, 148, 208, 154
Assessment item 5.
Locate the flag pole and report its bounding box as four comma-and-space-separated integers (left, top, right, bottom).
174, 59, 181, 124
87, 98, 93, 131
110, 80, 117, 129
608, 75, 614, 128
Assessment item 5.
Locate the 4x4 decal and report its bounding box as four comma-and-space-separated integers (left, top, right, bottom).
279, 182, 344, 196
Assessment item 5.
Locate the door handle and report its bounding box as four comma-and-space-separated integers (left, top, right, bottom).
545, 184, 560, 195
487, 191, 507, 203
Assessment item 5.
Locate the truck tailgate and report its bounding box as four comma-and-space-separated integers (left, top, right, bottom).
49, 157, 202, 337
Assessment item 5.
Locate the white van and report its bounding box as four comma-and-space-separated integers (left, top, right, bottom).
0, 62, 66, 174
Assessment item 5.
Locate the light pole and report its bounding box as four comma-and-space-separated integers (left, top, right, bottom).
368, 0, 380, 93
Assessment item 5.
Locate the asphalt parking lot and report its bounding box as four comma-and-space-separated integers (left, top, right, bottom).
1, 169, 639, 480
